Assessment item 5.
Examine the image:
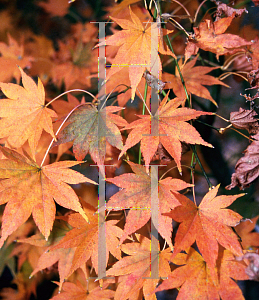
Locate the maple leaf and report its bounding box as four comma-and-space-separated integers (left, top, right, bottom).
119, 93, 213, 172
226, 134, 259, 190
165, 184, 244, 273
106, 161, 191, 247
51, 37, 98, 90
106, 234, 172, 300
0, 33, 33, 83
155, 247, 248, 300
0, 67, 57, 159
46, 205, 123, 278
19, 218, 78, 288
24, 34, 55, 85
155, 247, 219, 299
97, 66, 152, 107
235, 217, 259, 250
0, 146, 96, 247
217, 249, 249, 299
185, 14, 252, 60
37, 0, 71, 17
230, 108, 259, 135
51, 280, 115, 300
163, 56, 228, 106
96, 6, 174, 100
53, 104, 128, 173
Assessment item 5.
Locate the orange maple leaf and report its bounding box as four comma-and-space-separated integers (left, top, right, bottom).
106, 161, 191, 248
0, 67, 57, 159
217, 249, 249, 300
19, 218, 76, 289
96, 6, 174, 100
155, 247, 248, 300
48, 205, 123, 278
155, 247, 218, 299
51, 280, 115, 300
53, 104, 128, 173
163, 56, 228, 106
165, 184, 244, 273
97, 67, 152, 107
37, 0, 71, 17
119, 93, 213, 173
0, 33, 33, 83
235, 216, 259, 250
106, 234, 171, 300
51, 30, 98, 90
0, 146, 96, 247
186, 14, 252, 60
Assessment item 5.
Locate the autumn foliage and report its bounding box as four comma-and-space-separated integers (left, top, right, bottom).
1, 0, 259, 299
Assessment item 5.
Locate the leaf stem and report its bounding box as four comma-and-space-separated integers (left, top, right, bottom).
100, 84, 130, 110
45, 89, 98, 107
190, 152, 197, 206
214, 113, 230, 123
164, 31, 213, 188
195, 119, 220, 132
191, 145, 212, 189
230, 127, 255, 142
138, 83, 149, 165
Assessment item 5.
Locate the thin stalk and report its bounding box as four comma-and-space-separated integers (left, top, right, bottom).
230, 128, 255, 141
194, 0, 208, 24
160, 164, 192, 180
164, 31, 213, 188
191, 145, 212, 189
138, 83, 149, 165
100, 83, 130, 110
195, 119, 220, 132
190, 152, 197, 206
46, 89, 97, 107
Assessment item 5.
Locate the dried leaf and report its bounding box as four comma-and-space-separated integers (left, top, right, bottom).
185, 15, 252, 60
226, 136, 259, 190
237, 252, 259, 281
230, 108, 259, 135
212, 1, 248, 21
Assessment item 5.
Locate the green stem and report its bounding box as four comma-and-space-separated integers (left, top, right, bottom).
164, 32, 213, 188
191, 145, 212, 189
195, 119, 220, 132
138, 82, 148, 165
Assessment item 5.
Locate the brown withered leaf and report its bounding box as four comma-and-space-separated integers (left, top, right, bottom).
226, 136, 259, 190
236, 252, 259, 281
212, 1, 247, 21
143, 70, 165, 93
185, 15, 252, 61
247, 68, 259, 89
230, 108, 259, 135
